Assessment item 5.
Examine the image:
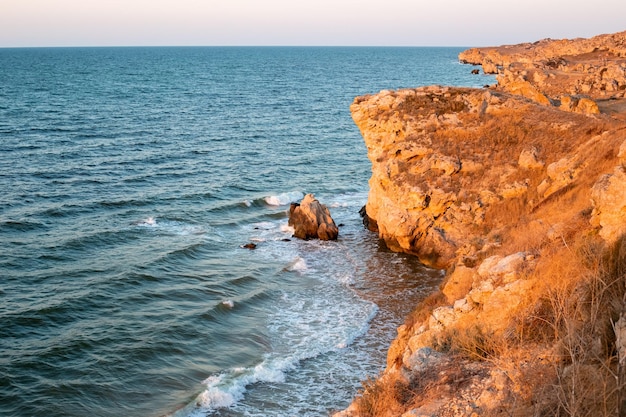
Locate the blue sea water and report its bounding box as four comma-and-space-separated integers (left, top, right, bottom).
0, 47, 493, 417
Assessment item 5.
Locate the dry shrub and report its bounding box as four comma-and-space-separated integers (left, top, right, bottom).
516, 235, 626, 416
357, 233, 626, 416
354, 358, 480, 417
432, 324, 503, 362
354, 372, 412, 417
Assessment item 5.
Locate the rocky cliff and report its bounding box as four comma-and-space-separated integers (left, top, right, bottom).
459, 31, 626, 115
338, 31, 626, 416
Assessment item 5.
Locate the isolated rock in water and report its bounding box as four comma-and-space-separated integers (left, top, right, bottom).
288, 194, 338, 240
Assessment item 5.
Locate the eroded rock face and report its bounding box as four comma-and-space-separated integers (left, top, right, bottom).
459, 31, 626, 114
350, 85, 619, 268
591, 164, 626, 244
288, 193, 338, 240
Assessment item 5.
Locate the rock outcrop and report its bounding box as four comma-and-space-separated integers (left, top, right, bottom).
288, 193, 338, 240
338, 30, 626, 417
459, 30, 626, 116
351, 85, 623, 269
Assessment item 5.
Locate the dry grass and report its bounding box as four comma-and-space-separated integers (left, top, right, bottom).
354, 372, 411, 417
354, 357, 485, 417
513, 235, 626, 416
355, 234, 626, 417
431, 323, 503, 362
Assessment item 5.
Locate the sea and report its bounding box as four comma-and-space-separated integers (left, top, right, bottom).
0, 47, 494, 417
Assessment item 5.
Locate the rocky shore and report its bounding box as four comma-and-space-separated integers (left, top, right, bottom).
336, 31, 626, 416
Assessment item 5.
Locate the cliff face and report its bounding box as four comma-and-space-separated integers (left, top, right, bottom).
352, 86, 622, 270
339, 31, 626, 417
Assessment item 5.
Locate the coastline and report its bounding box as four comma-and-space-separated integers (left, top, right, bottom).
338, 30, 626, 416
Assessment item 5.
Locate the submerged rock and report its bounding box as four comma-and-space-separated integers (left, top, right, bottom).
288, 194, 338, 240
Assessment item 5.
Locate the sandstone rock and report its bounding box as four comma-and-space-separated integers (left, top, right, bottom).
518, 147, 545, 169
468, 280, 495, 306
429, 306, 456, 332
477, 252, 528, 284
461, 31, 626, 112
540, 155, 585, 198
499, 181, 528, 199
560, 95, 600, 114
480, 279, 534, 332
442, 265, 478, 303
337, 30, 626, 417
359, 204, 378, 232
402, 402, 447, 417
288, 194, 338, 240
453, 298, 473, 314
591, 165, 626, 243
496, 73, 552, 105
406, 329, 434, 366
405, 347, 444, 372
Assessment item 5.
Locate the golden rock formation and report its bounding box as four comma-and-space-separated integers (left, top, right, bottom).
338, 30, 626, 417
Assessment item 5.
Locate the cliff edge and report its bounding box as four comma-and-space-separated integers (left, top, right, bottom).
338, 31, 626, 416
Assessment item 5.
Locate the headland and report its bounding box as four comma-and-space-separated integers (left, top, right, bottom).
337, 30, 626, 416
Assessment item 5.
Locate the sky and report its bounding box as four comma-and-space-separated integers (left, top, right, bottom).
1, 0, 625, 48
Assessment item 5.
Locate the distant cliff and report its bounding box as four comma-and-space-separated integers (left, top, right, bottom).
337, 30, 626, 416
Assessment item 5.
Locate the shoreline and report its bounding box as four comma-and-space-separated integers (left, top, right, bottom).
338, 30, 626, 416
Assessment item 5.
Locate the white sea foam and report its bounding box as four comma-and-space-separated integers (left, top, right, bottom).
264, 191, 304, 206
284, 256, 307, 272
174, 242, 380, 417
180, 358, 292, 416
135, 217, 205, 236
136, 216, 157, 227
186, 300, 375, 415
280, 223, 294, 234
171, 189, 379, 416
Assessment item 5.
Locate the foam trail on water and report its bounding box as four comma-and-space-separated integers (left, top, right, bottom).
169, 190, 380, 417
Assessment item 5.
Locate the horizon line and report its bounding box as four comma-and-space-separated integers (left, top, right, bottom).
0, 44, 482, 50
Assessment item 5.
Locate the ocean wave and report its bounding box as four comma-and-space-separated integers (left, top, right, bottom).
263, 191, 304, 206
170, 362, 287, 417
0, 220, 47, 233
171, 269, 378, 417
283, 256, 308, 272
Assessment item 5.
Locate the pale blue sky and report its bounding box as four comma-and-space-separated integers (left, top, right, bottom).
2, 0, 625, 47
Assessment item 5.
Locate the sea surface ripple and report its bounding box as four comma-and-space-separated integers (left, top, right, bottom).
0, 47, 493, 417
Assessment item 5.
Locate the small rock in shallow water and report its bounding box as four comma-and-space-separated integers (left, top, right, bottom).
288, 193, 338, 240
